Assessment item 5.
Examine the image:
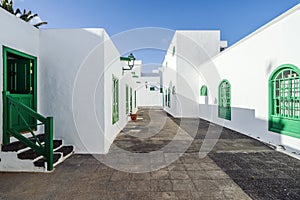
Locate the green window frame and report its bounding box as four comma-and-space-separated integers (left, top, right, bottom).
167, 88, 171, 108
218, 80, 231, 120
269, 64, 300, 138
200, 85, 208, 96
150, 86, 155, 91
172, 46, 176, 56
112, 76, 119, 124
126, 85, 129, 114
164, 89, 168, 108
130, 87, 133, 113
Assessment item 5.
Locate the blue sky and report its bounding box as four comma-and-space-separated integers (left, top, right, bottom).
14, 0, 300, 72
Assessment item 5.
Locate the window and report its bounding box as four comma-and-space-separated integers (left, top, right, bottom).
112, 76, 119, 124
172, 46, 176, 56
269, 64, 300, 138
200, 85, 208, 96
130, 87, 133, 113
150, 86, 155, 91
218, 80, 231, 120
126, 85, 129, 114
165, 89, 168, 107
167, 88, 171, 108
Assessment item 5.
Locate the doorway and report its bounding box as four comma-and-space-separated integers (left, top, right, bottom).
3, 46, 37, 133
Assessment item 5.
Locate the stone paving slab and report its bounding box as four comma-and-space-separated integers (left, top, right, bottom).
0, 107, 299, 200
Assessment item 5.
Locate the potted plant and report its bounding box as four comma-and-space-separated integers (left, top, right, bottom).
130, 113, 137, 121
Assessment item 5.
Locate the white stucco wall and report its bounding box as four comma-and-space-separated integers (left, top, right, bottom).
103, 33, 138, 152
39, 28, 106, 153
0, 9, 39, 145
198, 5, 300, 154
162, 31, 221, 117
137, 75, 162, 107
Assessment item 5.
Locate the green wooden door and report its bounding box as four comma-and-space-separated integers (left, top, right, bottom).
218, 80, 231, 120
4, 49, 36, 133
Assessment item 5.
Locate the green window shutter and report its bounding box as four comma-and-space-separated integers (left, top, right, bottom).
126, 85, 129, 114
200, 85, 208, 96
218, 80, 231, 120
269, 64, 300, 138
168, 88, 171, 108
130, 87, 133, 113
112, 76, 119, 124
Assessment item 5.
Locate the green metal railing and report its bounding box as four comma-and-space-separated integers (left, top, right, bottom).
3, 91, 54, 171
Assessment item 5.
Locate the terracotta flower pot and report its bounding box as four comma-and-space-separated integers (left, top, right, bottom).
130, 113, 137, 121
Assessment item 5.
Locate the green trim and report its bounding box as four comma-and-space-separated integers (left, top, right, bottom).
172, 46, 176, 56
268, 64, 300, 138
200, 85, 208, 96
218, 80, 231, 120
126, 85, 129, 114
150, 87, 155, 91
130, 87, 133, 113
112, 76, 119, 124
3, 46, 37, 144
4, 91, 54, 171
120, 57, 131, 61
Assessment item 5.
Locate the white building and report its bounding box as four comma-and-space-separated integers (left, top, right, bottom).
0, 8, 139, 171
1, 2, 300, 172
162, 30, 226, 117
162, 5, 300, 157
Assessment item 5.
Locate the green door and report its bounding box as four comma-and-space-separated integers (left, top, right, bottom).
3, 47, 37, 133
218, 80, 231, 120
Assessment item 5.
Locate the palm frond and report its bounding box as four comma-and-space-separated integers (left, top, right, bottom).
34, 21, 48, 29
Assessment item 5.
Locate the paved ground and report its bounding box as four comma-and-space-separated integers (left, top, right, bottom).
0, 107, 299, 200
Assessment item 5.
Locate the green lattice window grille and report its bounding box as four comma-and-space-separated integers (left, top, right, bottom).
200, 85, 208, 96
130, 87, 133, 113
112, 76, 119, 124
269, 64, 300, 138
126, 85, 129, 114
218, 80, 231, 120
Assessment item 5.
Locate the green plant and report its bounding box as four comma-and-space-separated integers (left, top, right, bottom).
0, 0, 47, 28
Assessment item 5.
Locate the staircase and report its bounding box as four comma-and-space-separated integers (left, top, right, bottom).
0, 134, 74, 172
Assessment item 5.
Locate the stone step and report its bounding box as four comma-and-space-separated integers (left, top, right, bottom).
17, 140, 63, 160
1, 134, 45, 152
55, 146, 74, 157
33, 153, 62, 168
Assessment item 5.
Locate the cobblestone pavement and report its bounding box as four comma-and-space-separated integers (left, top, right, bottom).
0, 107, 299, 200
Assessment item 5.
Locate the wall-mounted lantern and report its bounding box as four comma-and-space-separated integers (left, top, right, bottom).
172, 86, 176, 95
120, 53, 136, 75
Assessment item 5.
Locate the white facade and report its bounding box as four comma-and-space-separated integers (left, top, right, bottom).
162, 30, 224, 117
136, 72, 162, 107
0, 9, 138, 154
162, 5, 300, 156
0, 9, 39, 145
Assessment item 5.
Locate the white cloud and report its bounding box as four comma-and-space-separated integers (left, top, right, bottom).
29, 16, 42, 25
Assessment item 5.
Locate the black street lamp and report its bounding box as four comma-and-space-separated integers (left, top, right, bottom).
120, 53, 136, 75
